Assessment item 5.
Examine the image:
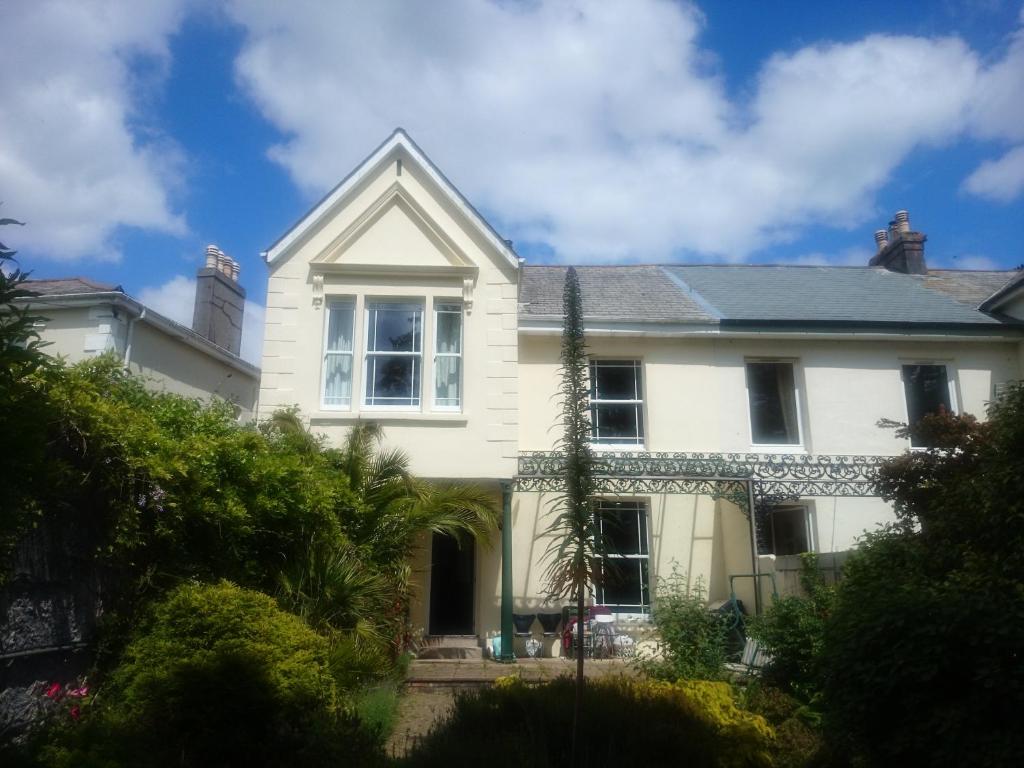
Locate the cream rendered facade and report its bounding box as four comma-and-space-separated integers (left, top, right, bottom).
260, 129, 1024, 648
26, 296, 259, 419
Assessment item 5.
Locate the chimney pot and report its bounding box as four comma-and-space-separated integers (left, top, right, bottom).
874, 229, 889, 252
894, 210, 910, 233
230, 260, 240, 281
205, 245, 219, 269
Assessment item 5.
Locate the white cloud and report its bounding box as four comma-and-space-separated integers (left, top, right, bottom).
0, 0, 188, 261
225, 0, 1004, 262
777, 246, 874, 267
138, 274, 265, 366
963, 145, 1024, 202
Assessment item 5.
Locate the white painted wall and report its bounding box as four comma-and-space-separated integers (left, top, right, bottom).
258, 145, 519, 481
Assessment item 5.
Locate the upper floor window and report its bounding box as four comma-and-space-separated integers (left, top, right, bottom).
902, 364, 954, 448
746, 361, 801, 446
595, 500, 650, 615
434, 303, 462, 409
364, 301, 423, 408
322, 301, 354, 408
589, 360, 644, 446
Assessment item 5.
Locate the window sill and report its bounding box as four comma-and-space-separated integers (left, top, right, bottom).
748, 445, 807, 455
590, 444, 646, 452
309, 410, 468, 425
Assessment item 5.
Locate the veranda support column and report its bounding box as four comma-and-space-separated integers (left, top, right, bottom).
499, 481, 516, 662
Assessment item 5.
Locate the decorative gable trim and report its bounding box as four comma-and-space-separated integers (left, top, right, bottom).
311, 181, 476, 272
263, 128, 519, 271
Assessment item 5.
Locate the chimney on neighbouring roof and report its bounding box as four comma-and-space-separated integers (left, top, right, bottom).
193, 244, 245, 356
869, 210, 927, 274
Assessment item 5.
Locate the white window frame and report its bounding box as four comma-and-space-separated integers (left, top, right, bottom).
900, 361, 958, 449
321, 299, 355, 411
432, 300, 463, 412
589, 359, 645, 449
744, 358, 805, 452
362, 299, 424, 410
761, 503, 815, 557
595, 499, 651, 617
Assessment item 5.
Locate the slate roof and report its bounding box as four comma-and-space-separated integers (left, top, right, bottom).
665, 265, 1009, 326
24, 277, 123, 296
519, 266, 714, 323
922, 270, 1019, 308
521, 264, 1022, 329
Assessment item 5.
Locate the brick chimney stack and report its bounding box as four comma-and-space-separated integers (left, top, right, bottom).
193, 244, 245, 356
869, 210, 927, 275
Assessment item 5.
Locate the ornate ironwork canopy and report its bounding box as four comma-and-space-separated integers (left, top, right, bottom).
515, 451, 886, 509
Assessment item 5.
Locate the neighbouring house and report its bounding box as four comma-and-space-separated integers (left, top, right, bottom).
23, 246, 259, 419
258, 128, 1024, 653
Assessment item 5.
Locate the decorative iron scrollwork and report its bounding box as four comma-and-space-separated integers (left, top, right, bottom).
514, 451, 885, 505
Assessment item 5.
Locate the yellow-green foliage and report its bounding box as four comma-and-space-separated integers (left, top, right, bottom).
34, 582, 385, 768
403, 675, 774, 768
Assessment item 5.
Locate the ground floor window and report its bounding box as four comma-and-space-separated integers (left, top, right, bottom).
595, 499, 650, 614
761, 504, 811, 556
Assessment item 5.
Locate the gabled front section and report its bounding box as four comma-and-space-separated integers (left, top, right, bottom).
259, 129, 520, 482
259, 130, 520, 643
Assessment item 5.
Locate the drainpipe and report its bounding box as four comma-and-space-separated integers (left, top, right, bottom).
123, 307, 146, 371
499, 480, 515, 663
747, 479, 762, 616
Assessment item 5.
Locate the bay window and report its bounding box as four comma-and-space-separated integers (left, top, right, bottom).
322, 301, 354, 408
433, 303, 462, 409
364, 301, 423, 408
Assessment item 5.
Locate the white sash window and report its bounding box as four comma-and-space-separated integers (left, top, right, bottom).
364, 301, 423, 408
322, 301, 354, 408
433, 303, 463, 410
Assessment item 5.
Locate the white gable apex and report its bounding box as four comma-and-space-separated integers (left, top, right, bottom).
263, 128, 519, 270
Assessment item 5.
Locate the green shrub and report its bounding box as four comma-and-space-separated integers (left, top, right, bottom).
34, 582, 385, 768
749, 554, 834, 700
817, 386, 1024, 766
743, 684, 825, 768
354, 681, 401, 742
401, 676, 773, 768
639, 567, 729, 681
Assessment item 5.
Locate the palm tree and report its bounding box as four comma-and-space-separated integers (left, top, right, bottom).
327, 422, 500, 647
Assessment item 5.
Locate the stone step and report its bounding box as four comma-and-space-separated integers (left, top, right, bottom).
417, 635, 483, 659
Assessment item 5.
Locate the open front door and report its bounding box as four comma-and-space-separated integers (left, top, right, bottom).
429, 531, 475, 635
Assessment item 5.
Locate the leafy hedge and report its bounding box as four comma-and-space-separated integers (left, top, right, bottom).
401, 676, 773, 768
31, 582, 386, 768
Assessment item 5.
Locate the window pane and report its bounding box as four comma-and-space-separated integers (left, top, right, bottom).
368, 304, 421, 352
903, 365, 951, 446
434, 356, 461, 407
435, 307, 461, 354
600, 560, 648, 613
323, 354, 352, 406
747, 362, 800, 445
592, 404, 643, 443
326, 305, 353, 352
598, 507, 638, 557
366, 355, 420, 406
591, 361, 640, 400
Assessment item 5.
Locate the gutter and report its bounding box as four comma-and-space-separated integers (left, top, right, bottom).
123, 306, 146, 369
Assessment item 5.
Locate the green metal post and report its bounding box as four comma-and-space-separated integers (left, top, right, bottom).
499, 480, 516, 662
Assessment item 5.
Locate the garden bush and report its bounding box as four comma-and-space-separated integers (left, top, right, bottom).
818, 386, 1024, 766
30, 582, 386, 768
400, 676, 773, 768
748, 554, 834, 700
742, 683, 825, 768
638, 567, 729, 681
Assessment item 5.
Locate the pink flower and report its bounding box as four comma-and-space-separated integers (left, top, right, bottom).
67, 686, 89, 698
69, 706, 81, 721
44, 683, 61, 700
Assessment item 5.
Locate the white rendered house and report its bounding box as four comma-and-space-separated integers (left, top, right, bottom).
258, 129, 1024, 650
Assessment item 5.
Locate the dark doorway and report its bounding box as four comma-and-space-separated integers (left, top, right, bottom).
429, 531, 475, 635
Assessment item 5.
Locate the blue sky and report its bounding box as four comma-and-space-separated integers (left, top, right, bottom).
4, 1, 1023, 364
